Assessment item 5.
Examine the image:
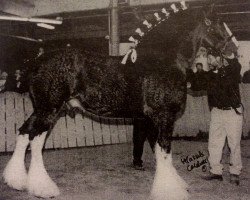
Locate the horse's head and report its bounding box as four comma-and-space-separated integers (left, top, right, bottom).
193, 5, 238, 60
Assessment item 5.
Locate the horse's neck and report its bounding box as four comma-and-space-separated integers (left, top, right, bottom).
175, 23, 203, 70
135, 12, 199, 72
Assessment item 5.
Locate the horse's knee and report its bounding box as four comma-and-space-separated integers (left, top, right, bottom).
147, 131, 158, 152
158, 139, 172, 153
156, 122, 174, 154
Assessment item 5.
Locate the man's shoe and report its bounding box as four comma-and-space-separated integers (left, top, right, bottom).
133, 161, 145, 171
230, 174, 240, 186
203, 173, 223, 181
134, 164, 145, 171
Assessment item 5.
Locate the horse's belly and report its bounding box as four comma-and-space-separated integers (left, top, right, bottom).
78, 84, 143, 118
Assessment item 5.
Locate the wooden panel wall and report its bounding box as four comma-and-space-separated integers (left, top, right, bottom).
0, 93, 133, 152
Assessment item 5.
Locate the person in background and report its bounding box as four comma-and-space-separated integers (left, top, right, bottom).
18, 69, 29, 93
190, 53, 243, 186
196, 62, 204, 73
242, 61, 250, 83
133, 118, 158, 170
15, 69, 22, 89
190, 63, 206, 92
3, 70, 20, 92
37, 47, 44, 58
0, 72, 8, 92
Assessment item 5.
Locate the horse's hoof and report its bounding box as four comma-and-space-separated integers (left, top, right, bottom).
3, 173, 27, 191
27, 171, 60, 198
3, 160, 27, 191
28, 180, 60, 198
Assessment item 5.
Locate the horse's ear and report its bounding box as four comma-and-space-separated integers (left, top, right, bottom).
209, 3, 215, 15
202, 10, 207, 19
202, 3, 215, 19
202, 3, 216, 25
132, 7, 145, 22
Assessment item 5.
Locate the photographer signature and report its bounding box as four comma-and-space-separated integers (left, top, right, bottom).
181, 151, 208, 172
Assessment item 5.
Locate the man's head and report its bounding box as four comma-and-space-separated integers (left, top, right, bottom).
15, 70, 21, 76
208, 55, 222, 68
196, 63, 203, 72
1, 72, 8, 80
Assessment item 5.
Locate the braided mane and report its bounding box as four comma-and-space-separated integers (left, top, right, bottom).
125, 2, 199, 67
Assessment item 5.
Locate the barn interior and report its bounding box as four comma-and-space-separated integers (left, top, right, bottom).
0, 1, 250, 200
0, 0, 250, 73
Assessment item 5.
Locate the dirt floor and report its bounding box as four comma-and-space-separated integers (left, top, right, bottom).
0, 140, 249, 200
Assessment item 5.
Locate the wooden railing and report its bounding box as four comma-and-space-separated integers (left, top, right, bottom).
0, 84, 249, 152
0, 92, 133, 152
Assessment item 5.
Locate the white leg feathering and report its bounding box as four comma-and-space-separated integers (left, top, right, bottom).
27, 132, 60, 198
151, 143, 189, 200
3, 134, 29, 190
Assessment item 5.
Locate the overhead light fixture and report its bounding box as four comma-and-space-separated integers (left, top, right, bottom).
0, 33, 43, 42
37, 23, 55, 30
30, 17, 62, 24
0, 15, 62, 24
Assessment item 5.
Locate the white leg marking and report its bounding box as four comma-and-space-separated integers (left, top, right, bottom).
27, 132, 60, 198
3, 134, 29, 190
151, 143, 189, 200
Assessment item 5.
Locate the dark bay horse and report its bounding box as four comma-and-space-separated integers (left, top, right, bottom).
3, 3, 234, 200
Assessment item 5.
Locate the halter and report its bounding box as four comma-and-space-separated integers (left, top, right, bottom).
201, 20, 238, 60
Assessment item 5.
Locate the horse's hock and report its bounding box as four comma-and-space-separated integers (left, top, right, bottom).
0, 85, 250, 152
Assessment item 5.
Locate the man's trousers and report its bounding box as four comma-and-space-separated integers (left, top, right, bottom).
208, 107, 243, 175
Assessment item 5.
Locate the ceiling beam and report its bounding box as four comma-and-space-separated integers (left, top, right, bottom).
1, 0, 211, 17
0, 0, 34, 17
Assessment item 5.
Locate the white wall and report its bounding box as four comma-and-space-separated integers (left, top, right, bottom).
238, 41, 250, 75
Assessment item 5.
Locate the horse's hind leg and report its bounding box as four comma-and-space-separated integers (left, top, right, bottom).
3, 114, 41, 190
22, 111, 60, 198
4, 110, 60, 198
27, 131, 59, 198
3, 134, 29, 190
150, 115, 189, 200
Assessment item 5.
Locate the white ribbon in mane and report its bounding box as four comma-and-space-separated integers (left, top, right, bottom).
121, 49, 137, 65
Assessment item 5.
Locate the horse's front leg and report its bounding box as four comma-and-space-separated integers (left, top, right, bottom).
151, 120, 189, 200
